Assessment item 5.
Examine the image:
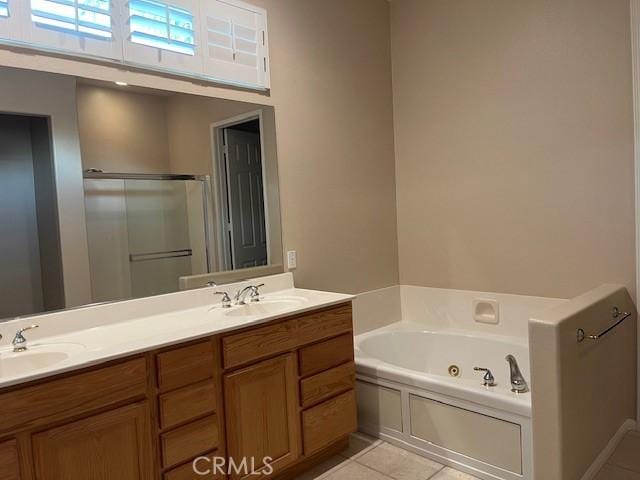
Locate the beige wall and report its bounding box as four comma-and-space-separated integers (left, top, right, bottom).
0, 0, 399, 295
76, 84, 171, 173
0, 69, 92, 308
391, 0, 636, 299
165, 95, 283, 269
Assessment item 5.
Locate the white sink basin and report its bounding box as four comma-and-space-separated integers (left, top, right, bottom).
0, 343, 86, 377
224, 297, 307, 318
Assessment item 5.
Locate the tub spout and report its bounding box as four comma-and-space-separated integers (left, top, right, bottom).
505, 354, 529, 393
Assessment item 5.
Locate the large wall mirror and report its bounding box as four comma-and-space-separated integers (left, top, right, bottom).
0, 65, 283, 322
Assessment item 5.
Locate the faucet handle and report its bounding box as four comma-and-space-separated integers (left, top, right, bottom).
214, 292, 232, 308
250, 283, 265, 302
473, 367, 496, 387
13, 324, 39, 352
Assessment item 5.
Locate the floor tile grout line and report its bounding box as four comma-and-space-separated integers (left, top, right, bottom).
605, 462, 640, 476
351, 443, 446, 480
313, 458, 353, 480
346, 459, 396, 480
425, 466, 446, 480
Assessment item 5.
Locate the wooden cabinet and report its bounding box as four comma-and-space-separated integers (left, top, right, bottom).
31, 402, 152, 480
302, 390, 357, 455
154, 340, 224, 478
0, 440, 20, 480
0, 301, 355, 480
224, 353, 301, 478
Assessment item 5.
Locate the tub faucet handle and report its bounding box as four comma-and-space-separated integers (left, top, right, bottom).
473, 367, 496, 387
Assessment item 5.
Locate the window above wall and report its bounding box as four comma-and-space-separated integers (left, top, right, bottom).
0, 0, 270, 90
128, 0, 195, 55
30, 0, 114, 39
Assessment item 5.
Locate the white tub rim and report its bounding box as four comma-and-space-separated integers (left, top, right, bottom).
354, 321, 532, 418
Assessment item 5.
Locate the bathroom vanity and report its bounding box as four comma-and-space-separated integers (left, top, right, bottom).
0, 279, 356, 480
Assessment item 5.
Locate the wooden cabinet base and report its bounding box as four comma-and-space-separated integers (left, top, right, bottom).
0, 302, 355, 480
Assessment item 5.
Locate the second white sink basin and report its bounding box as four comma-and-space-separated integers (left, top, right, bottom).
0, 343, 86, 378
224, 297, 307, 318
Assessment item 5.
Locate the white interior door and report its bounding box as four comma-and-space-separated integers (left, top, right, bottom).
224, 127, 267, 269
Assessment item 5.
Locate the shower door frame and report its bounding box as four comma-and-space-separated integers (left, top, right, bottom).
83, 171, 214, 274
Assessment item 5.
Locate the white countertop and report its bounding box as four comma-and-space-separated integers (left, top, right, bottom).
0, 274, 354, 389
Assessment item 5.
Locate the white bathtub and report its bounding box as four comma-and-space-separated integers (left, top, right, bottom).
354, 322, 533, 480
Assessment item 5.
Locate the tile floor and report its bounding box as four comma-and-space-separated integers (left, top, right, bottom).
297, 429, 640, 480
595, 431, 640, 480
295, 433, 479, 480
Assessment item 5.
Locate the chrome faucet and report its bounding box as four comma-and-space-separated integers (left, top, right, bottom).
235, 284, 264, 305
214, 291, 232, 308
473, 367, 496, 387
505, 355, 529, 393
12, 325, 39, 352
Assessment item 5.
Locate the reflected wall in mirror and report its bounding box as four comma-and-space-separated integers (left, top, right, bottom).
0, 66, 283, 321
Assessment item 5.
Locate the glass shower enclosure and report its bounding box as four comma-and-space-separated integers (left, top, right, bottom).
83, 171, 211, 303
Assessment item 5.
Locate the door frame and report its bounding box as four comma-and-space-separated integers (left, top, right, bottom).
631, 0, 640, 423
210, 110, 270, 271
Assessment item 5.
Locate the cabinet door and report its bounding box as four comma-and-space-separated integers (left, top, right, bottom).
0, 440, 21, 480
199, 0, 269, 88
122, 0, 203, 74
224, 353, 300, 479
31, 402, 153, 480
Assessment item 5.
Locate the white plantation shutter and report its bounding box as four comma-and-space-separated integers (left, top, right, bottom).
128, 0, 195, 55
19, 0, 122, 59
123, 0, 203, 75
200, 0, 269, 88
0, 0, 270, 89
30, 0, 113, 39
0, 0, 20, 40
0, 0, 9, 18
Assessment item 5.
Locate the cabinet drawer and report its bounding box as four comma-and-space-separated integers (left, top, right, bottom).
159, 381, 217, 430
157, 341, 216, 392
161, 415, 219, 468
297, 304, 352, 347
298, 333, 354, 377
300, 362, 355, 408
163, 451, 221, 480
0, 440, 20, 480
302, 390, 357, 455
0, 358, 147, 434
222, 319, 297, 369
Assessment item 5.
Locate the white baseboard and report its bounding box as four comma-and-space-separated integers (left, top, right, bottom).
580, 419, 637, 480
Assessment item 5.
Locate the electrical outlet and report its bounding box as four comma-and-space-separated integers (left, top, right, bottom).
287, 250, 297, 270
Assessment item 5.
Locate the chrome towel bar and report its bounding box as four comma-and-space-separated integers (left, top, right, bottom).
577, 307, 631, 343
129, 249, 193, 263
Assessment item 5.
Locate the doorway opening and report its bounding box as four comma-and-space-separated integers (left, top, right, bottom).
212, 112, 268, 271
0, 113, 64, 318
